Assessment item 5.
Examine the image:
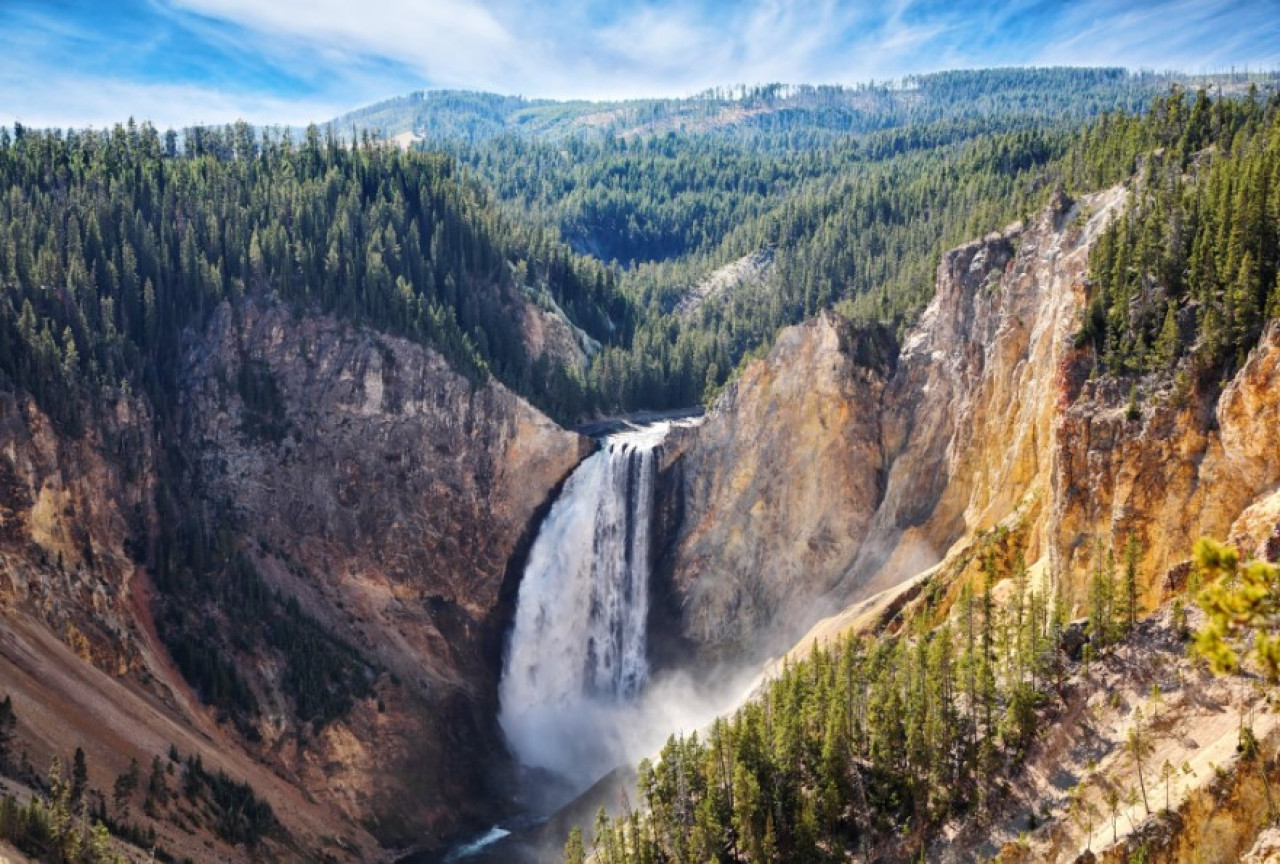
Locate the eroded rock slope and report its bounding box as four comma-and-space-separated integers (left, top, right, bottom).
658, 183, 1280, 664
0, 298, 589, 860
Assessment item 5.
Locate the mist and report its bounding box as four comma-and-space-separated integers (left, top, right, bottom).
502, 660, 764, 809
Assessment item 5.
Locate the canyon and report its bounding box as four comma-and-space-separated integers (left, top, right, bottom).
3, 173, 1280, 863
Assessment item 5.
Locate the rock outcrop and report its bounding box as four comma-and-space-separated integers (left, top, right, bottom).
653, 316, 892, 657
0, 297, 590, 859
658, 182, 1280, 662
1052, 317, 1280, 610
177, 299, 591, 846
0, 387, 155, 673
0, 388, 387, 862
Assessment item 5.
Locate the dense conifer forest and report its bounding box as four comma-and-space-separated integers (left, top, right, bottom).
2, 70, 1277, 430
0, 121, 622, 427
1080, 87, 1280, 380
568, 522, 1111, 864
338, 68, 1177, 148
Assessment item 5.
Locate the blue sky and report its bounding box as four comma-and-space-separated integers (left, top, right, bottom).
3, 0, 1279, 129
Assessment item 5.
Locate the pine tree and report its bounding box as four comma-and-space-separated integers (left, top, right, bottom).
1159, 759, 1177, 812
71, 747, 88, 813
959, 581, 979, 761
1088, 540, 1117, 648
1068, 781, 1099, 853
0, 696, 15, 769
1152, 302, 1177, 371
112, 758, 139, 818
1239, 724, 1278, 823
1126, 708, 1154, 816
1104, 783, 1121, 844
563, 826, 586, 864
1229, 250, 1261, 352
146, 754, 169, 811
1194, 537, 1280, 680
1121, 535, 1141, 634
88, 820, 115, 863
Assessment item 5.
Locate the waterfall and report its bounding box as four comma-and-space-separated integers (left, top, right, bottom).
498, 422, 672, 788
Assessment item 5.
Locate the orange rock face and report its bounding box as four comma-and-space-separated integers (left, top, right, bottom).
660, 183, 1280, 664
0, 299, 589, 859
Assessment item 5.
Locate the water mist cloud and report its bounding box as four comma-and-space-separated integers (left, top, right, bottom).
502, 663, 765, 803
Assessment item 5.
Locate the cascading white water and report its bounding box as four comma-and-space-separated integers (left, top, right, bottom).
498, 422, 672, 788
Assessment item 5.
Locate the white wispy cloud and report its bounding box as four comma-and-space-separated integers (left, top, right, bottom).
583, 1, 862, 95
1033, 0, 1280, 71
0, 73, 345, 131
2, 0, 1278, 129
171, 0, 523, 91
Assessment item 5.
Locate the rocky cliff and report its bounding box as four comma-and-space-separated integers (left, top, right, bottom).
177, 299, 591, 845
1053, 316, 1280, 609
0, 297, 589, 859
658, 182, 1280, 663
0, 387, 155, 675
652, 317, 892, 658
643, 182, 1280, 862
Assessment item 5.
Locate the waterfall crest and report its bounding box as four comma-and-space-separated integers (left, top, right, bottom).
498, 423, 670, 786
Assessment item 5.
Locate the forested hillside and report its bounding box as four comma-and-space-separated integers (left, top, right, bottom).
336, 68, 1184, 146
0, 122, 622, 427
0, 115, 605, 858
6, 71, 1271, 435
576, 526, 1069, 864
1080, 86, 1280, 380
429, 70, 1279, 412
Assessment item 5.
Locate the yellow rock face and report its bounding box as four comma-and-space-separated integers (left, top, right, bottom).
666, 182, 1280, 659
660, 311, 891, 658
1052, 309, 1280, 612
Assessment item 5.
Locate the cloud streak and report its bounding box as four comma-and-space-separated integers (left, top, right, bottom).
1, 0, 1278, 129
1033, 0, 1280, 71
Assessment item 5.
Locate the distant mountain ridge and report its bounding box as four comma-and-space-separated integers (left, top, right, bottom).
327, 68, 1276, 145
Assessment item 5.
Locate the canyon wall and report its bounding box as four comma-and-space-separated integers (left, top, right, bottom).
5, 174, 1280, 860
177, 299, 591, 845
653, 318, 892, 657
658, 184, 1280, 663
0, 298, 589, 859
